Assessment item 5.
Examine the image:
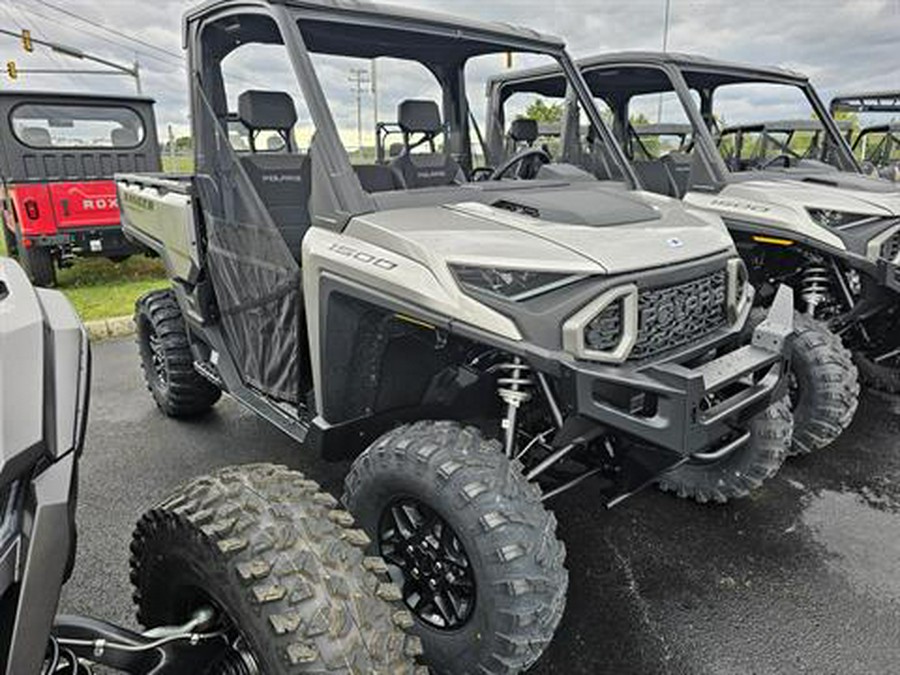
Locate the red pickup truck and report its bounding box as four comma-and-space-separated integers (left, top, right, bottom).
0, 91, 160, 285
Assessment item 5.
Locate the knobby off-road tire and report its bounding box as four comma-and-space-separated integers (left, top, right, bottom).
130, 463, 424, 674
658, 396, 793, 504
24, 246, 55, 287
788, 313, 859, 454
743, 309, 859, 454
855, 351, 900, 395
135, 289, 221, 417
343, 421, 568, 675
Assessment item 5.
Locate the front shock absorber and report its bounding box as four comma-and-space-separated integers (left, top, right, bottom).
491, 357, 533, 458
800, 264, 831, 315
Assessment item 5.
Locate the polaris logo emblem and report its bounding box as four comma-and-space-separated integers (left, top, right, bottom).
667, 237, 684, 248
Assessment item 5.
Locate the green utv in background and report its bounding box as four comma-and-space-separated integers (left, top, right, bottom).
117, 2, 794, 672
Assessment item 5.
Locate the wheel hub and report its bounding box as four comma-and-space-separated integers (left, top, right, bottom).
379, 498, 475, 630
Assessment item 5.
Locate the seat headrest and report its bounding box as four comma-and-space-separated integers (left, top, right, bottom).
508, 118, 538, 144
111, 127, 139, 147
20, 127, 51, 147
238, 90, 297, 131
398, 100, 442, 135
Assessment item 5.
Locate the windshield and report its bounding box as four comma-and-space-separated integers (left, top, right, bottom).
705, 81, 849, 172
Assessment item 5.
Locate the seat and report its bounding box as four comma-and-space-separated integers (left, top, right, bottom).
236, 90, 311, 259
508, 118, 539, 148
389, 100, 465, 189
354, 164, 402, 193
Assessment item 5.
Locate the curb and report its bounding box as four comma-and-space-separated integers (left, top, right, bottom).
84, 315, 136, 341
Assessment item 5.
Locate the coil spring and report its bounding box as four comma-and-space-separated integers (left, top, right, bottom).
491, 359, 534, 407
217, 646, 260, 675
800, 265, 831, 313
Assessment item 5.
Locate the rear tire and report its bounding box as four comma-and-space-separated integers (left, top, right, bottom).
658, 396, 793, 504
2, 224, 17, 256
135, 289, 221, 417
343, 421, 568, 675
23, 246, 56, 287
788, 313, 859, 454
131, 463, 423, 674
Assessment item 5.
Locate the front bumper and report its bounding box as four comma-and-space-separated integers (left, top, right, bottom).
563, 285, 794, 457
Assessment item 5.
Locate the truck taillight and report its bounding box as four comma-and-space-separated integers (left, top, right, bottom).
23, 199, 39, 220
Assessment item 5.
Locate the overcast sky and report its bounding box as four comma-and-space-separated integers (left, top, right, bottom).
0, 0, 898, 141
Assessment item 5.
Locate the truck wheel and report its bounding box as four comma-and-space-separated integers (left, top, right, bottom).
658, 396, 792, 504
343, 421, 568, 675
131, 464, 423, 674
744, 309, 858, 455
854, 352, 900, 395
135, 289, 221, 417
2, 224, 17, 256
788, 313, 859, 454
24, 246, 56, 287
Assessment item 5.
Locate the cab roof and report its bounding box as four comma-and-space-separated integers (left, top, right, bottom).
0, 90, 155, 104
184, 0, 565, 53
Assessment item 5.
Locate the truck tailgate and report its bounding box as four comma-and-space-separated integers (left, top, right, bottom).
116, 173, 200, 283
49, 180, 120, 229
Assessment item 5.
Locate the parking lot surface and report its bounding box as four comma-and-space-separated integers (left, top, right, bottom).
61, 339, 900, 674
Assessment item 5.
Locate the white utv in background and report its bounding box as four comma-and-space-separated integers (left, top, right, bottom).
831, 91, 900, 183
0, 257, 420, 675
117, 3, 794, 673
485, 53, 900, 454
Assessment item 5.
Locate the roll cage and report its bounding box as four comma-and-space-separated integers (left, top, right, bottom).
486, 52, 861, 191
184, 0, 638, 234
831, 92, 900, 166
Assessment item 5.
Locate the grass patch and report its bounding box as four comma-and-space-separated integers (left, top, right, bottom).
1, 234, 169, 322
57, 256, 169, 322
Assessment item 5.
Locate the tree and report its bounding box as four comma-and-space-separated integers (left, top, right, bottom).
523, 98, 563, 123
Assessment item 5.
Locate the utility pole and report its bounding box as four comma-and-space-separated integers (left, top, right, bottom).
657, 0, 672, 122
371, 59, 378, 145
0, 26, 141, 93
348, 67, 370, 157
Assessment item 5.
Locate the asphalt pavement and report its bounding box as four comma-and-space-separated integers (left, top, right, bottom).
60, 338, 900, 674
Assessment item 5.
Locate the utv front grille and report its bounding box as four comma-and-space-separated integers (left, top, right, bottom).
582, 270, 728, 361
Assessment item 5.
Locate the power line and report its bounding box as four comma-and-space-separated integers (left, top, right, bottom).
17, 2, 183, 69
29, 0, 179, 60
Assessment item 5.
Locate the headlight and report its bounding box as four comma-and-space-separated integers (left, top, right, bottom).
450, 264, 582, 301
807, 208, 874, 230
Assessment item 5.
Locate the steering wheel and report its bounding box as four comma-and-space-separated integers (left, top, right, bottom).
490, 148, 552, 181
759, 153, 795, 170
470, 166, 495, 182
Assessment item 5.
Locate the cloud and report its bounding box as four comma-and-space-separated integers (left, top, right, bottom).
1, 0, 897, 140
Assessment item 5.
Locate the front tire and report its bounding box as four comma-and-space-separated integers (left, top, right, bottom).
788, 313, 859, 454
135, 289, 221, 417
130, 463, 423, 674
343, 421, 568, 675
658, 396, 793, 504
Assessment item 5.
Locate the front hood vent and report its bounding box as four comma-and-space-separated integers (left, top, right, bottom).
493, 199, 540, 219
487, 188, 661, 227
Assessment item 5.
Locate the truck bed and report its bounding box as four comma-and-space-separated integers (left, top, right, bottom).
115, 172, 200, 283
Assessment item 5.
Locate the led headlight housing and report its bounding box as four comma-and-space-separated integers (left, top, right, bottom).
450, 264, 583, 302
726, 257, 751, 324
807, 208, 875, 230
